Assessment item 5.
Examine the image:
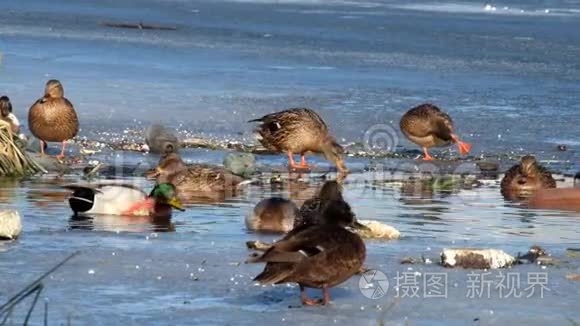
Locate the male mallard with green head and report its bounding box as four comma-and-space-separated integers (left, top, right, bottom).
400, 103, 471, 160
501, 155, 556, 198
249, 108, 347, 173
248, 194, 366, 306
146, 152, 248, 201
64, 183, 184, 217
28, 80, 79, 158
0, 96, 21, 135
246, 197, 299, 233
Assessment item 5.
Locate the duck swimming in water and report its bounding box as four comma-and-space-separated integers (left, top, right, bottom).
400, 103, 471, 160
246, 197, 299, 233
249, 108, 347, 173
64, 183, 184, 217
248, 193, 366, 306
146, 152, 248, 201
28, 80, 79, 158
501, 155, 556, 199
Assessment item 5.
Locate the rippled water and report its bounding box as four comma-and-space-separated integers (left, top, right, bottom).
1, 0, 580, 324
0, 149, 579, 324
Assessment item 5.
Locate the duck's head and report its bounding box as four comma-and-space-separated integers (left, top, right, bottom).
146, 153, 186, 180
149, 183, 185, 211
318, 180, 344, 202
44, 80, 64, 98
0, 96, 12, 118
321, 138, 348, 174
319, 200, 369, 231
520, 155, 539, 177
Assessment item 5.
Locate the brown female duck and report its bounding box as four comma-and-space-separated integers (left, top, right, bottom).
501, 155, 556, 199
146, 152, 248, 201
400, 103, 471, 160
248, 196, 366, 306
28, 80, 79, 158
249, 108, 347, 173
246, 197, 299, 233
0, 96, 20, 135
295, 180, 348, 228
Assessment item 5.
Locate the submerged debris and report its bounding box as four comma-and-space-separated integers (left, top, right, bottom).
441, 248, 516, 269
0, 210, 22, 240
245, 240, 272, 251
516, 245, 547, 264
441, 246, 550, 269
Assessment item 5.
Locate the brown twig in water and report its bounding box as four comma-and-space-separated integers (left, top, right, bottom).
100, 21, 177, 31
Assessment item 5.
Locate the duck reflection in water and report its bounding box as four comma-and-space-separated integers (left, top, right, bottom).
68, 214, 175, 233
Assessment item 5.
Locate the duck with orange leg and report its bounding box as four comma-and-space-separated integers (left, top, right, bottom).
249, 108, 347, 174
400, 103, 471, 160
28, 80, 79, 159
247, 184, 367, 306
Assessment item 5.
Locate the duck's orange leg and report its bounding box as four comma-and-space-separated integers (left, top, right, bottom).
287, 151, 312, 171
422, 147, 434, 161
451, 134, 472, 155
55, 141, 67, 159
300, 285, 322, 306
40, 140, 46, 155
321, 286, 330, 305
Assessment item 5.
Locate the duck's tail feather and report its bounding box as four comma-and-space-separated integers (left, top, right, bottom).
247, 249, 307, 264
253, 264, 294, 284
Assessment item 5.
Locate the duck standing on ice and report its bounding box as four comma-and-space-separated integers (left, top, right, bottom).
400, 103, 472, 160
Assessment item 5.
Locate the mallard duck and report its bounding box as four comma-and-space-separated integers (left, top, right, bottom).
146, 152, 248, 201
249, 108, 347, 173
28, 80, 79, 158
400, 103, 471, 160
294, 180, 347, 228
501, 155, 556, 199
0, 96, 21, 135
64, 183, 184, 216
246, 197, 299, 233
247, 196, 366, 306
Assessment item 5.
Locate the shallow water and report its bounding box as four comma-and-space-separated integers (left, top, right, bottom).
1, 0, 580, 324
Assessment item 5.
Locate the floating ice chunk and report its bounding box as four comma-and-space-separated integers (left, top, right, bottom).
0, 210, 21, 240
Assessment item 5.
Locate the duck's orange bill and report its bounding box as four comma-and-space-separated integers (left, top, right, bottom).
122, 199, 155, 216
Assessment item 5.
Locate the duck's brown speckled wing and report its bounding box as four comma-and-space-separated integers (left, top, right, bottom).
252, 224, 366, 288
169, 164, 245, 193
400, 104, 454, 142
28, 97, 79, 142
249, 108, 329, 153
